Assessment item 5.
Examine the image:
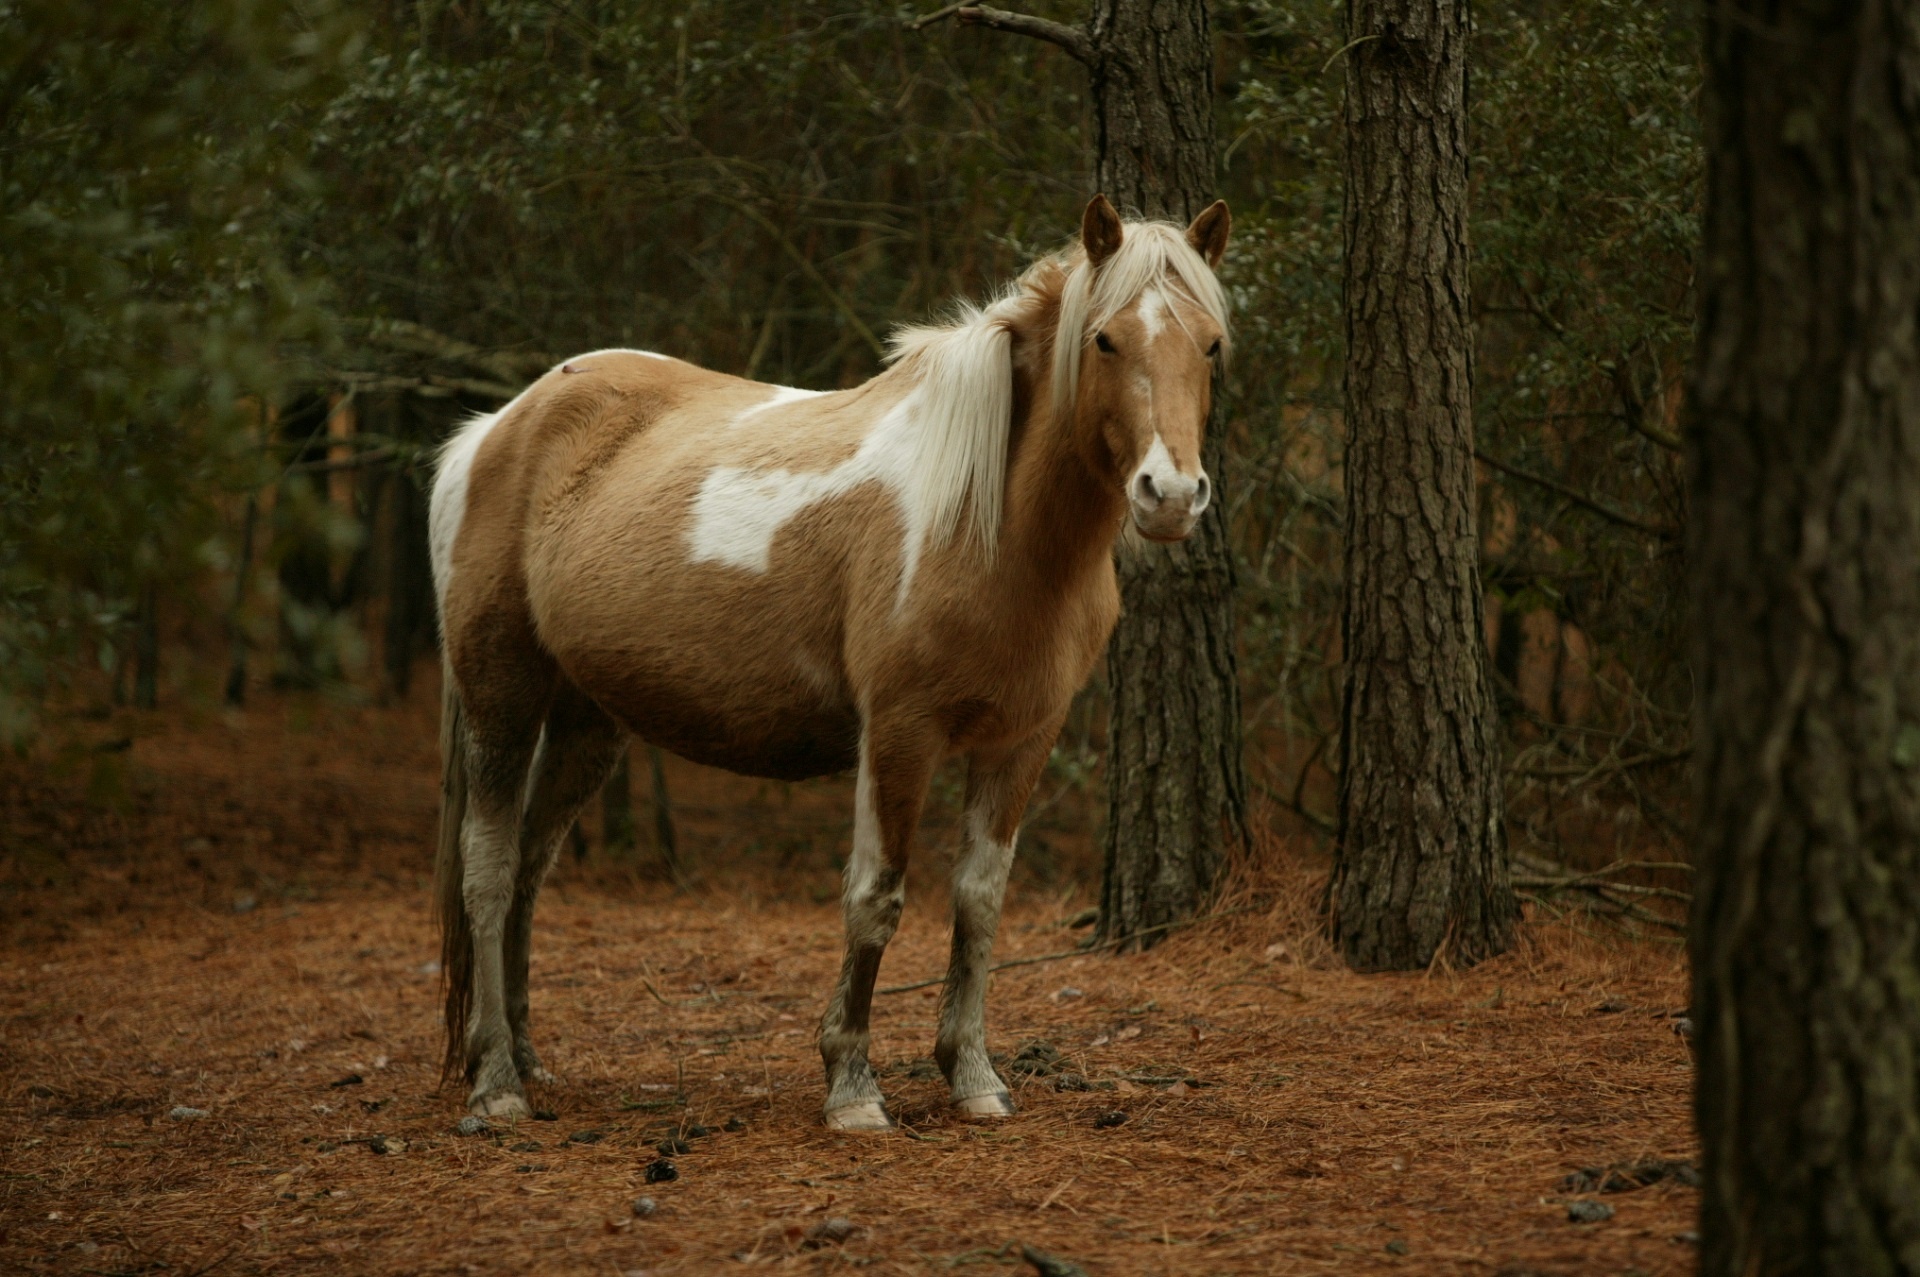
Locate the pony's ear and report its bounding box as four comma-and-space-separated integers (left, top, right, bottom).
1081, 194, 1124, 268
1185, 200, 1231, 268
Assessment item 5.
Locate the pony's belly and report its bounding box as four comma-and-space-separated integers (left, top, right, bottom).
560, 649, 859, 781
641, 708, 860, 781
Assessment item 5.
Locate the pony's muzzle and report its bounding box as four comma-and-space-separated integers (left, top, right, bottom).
1129, 466, 1210, 541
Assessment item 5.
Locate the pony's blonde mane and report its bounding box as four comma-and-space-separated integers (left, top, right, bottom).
879, 218, 1228, 560
883, 295, 1020, 557
1049, 220, 1231, 424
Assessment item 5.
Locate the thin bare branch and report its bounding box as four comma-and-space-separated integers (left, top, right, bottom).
1475, 448, 1677, 538
919, 5, 1092, 65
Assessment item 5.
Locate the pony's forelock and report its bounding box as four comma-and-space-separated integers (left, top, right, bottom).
1048, 221, 1231, 425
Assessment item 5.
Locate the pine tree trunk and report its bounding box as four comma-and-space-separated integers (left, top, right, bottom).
383, 462, 431, 700
1088, 0, 1249, 949
224, 495, 257, 707
602, 744, 635, 856
133, 580, 159, 711
1690, 2, 1920, 1269
1329, 0, 1513, 970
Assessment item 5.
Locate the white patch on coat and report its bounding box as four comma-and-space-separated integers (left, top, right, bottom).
566, 346, 673, 364
686, 301, 1018, 599
687, 391, 936, 590
735, 385, 826, 424
429, 400, 517, 609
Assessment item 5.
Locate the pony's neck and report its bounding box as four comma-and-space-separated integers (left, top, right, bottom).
996, 308, 1125, 587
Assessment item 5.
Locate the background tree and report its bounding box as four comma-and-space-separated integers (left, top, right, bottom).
934, 0, 1249, 949
0, 0, 349, 737
1327, 0, 1515, 968
1689, 0, 1920, 1269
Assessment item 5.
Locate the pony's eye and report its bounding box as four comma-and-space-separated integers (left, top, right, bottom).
1207, 339, 1222, 359
1095, 332, 1116, 354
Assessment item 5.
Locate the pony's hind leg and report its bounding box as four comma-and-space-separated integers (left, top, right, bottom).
936, 728, 1057, 1118
457, 708, 549, 1120
505, 685, 625, 1085
819, 722, 939, 1132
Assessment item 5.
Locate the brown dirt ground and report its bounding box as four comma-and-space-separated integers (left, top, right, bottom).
1, 674, 1698, 1276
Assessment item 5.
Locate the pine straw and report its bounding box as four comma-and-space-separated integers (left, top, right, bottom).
0, 690, 1698, 1276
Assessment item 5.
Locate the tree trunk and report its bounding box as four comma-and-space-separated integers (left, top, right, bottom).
1088, 0, 1249, 949
1689, 2, 1920, 1270
648, 745, 681, 879
224, 495, 258, 707
1328, 0, 1513, 970
133, 579, 159, 710
602, 744, 635, 857
383, 461, 432, 700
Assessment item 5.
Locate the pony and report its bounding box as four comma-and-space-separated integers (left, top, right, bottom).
429, 194, 1232, 1130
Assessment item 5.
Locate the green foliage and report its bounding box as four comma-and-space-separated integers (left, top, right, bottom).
298, 1, 1092, 389
0, 0, 354, 737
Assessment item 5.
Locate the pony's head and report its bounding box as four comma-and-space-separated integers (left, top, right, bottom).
1053, 194, 1232, 543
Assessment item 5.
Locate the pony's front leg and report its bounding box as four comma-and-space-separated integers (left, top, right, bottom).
936, 728, 1058, 1118
819, 725, 937, 1131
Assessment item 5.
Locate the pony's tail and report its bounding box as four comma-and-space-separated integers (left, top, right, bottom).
435, 661, 474, 1085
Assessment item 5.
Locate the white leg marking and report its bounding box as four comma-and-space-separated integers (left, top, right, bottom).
462, 805, 529, 1118
937, 808, 1017, 1112
819, 740, 906, 1130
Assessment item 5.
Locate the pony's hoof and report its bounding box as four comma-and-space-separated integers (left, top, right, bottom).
471, 1089, 531, 1121
953, 1092, 1016, 1119
524, 1067, 558, 1086
823, 1101, 895, 1132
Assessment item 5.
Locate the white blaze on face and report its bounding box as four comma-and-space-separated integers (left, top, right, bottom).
1128, 433, 1211, 531
1137, 286, 1167, 340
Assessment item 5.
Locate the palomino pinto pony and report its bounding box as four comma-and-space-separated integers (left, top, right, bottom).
429, 195, 1232, 1130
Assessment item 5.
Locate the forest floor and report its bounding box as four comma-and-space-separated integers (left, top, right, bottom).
1, 670, 1698, 1276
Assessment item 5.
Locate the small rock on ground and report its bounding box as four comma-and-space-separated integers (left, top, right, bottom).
630, 1196, 657, 1217
1093, 1110, 1128, 1129
567, 1129, 607, 1145
645, 1159, 678, 1183
804, 1217, 857, 1246
655, 1136, 691, 1155
455, 1115, 489, 1137
1021, 1244, 1090, 1277
1567, 1199, 1615, 1224
168, 1106, 208, 1121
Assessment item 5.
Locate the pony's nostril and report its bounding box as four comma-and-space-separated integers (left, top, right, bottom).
1194, 475, 1211, 509
1135, 472, 1160, 505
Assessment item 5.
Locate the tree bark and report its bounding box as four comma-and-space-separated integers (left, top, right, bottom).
602, 744, 635, 857
133, 579, 159, 710
383, 461, 432, 700
224, 495, 257, 707
1329, 0, 1514, 970
1690, 2, 1920, 1270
